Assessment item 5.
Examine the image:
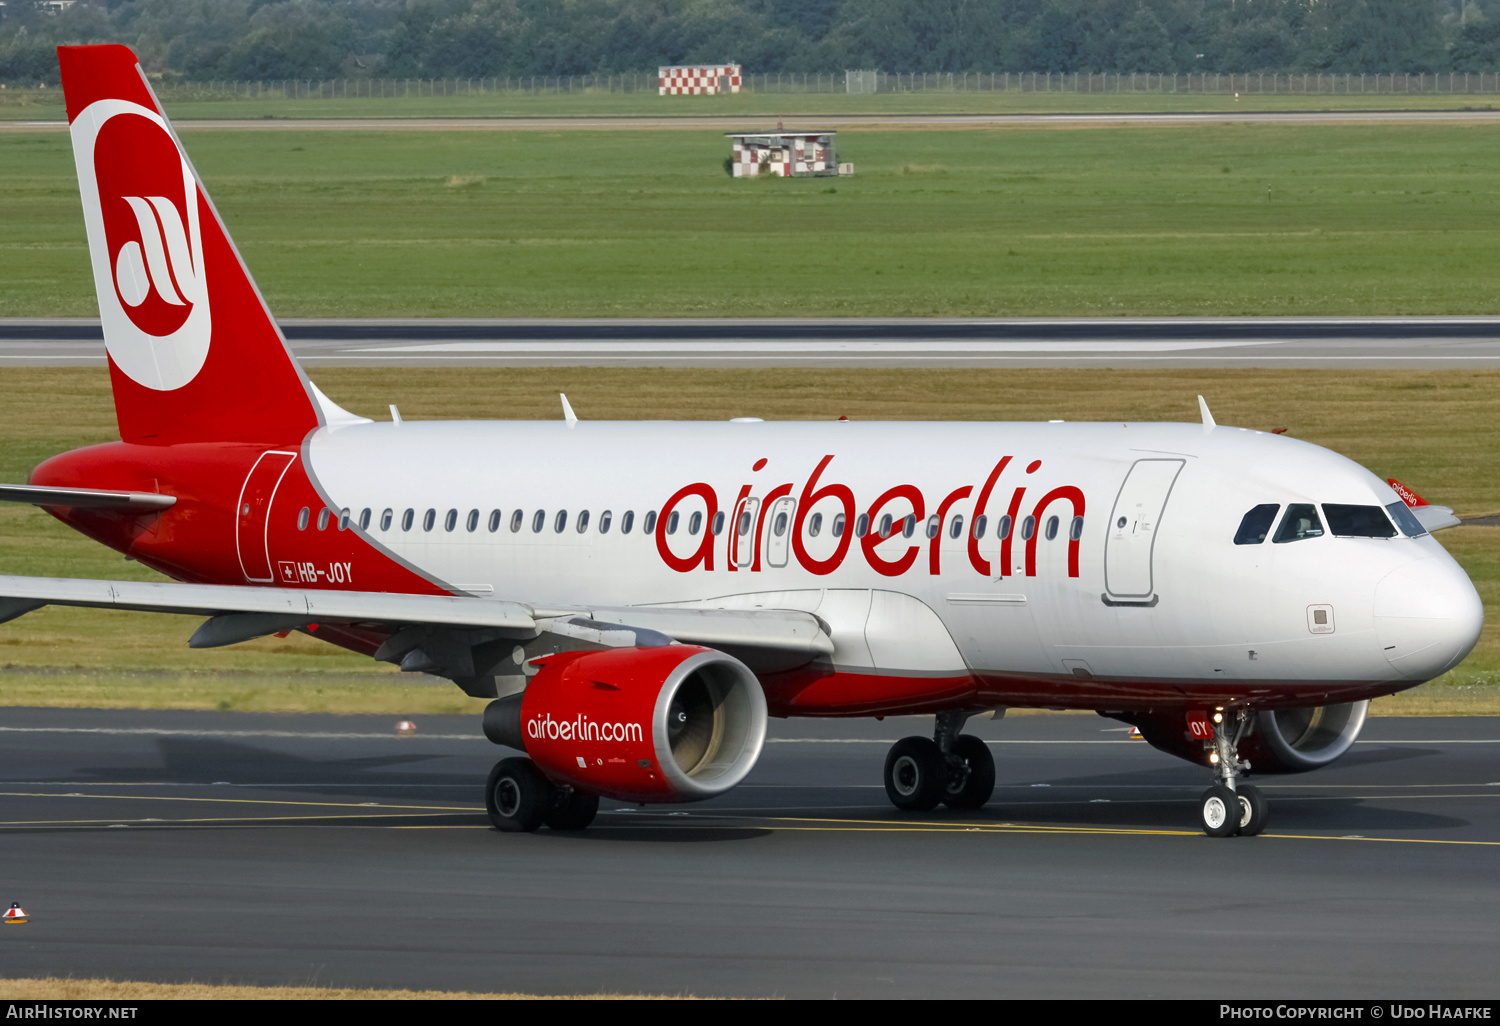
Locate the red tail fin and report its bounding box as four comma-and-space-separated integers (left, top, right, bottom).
58, 45, 321, 446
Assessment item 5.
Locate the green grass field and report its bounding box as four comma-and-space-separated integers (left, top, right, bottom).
0, 367, 1492, 715
6, 84, 1500, 121
6, 123, 1500, 319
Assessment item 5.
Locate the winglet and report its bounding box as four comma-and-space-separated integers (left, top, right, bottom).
1198, 395, 1216, 429
560, 393, 578, 427
1386, 478, 1428, 508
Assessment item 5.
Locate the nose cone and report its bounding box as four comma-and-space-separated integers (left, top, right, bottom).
1374, 556, 1484, 681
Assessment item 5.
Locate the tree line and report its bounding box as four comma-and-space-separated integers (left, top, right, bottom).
4, 0, 1499, 84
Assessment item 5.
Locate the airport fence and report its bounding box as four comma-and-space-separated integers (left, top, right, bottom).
6, 71, 1500, 103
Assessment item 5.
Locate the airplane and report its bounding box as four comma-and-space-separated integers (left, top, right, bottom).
3, 43, 1481, 838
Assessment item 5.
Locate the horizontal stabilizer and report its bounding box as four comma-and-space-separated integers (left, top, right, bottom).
0, 484, 175, 512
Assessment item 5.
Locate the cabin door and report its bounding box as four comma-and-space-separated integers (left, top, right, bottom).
1103, 459, 1184, 605
236, 451, 298, 583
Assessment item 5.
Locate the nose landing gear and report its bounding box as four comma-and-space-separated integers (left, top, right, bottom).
1199, 708, 1269, 837
882, 710, 996, 812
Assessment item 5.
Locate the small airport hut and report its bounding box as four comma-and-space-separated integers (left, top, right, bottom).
727, 131, 850, 178
659, 64, 741, 95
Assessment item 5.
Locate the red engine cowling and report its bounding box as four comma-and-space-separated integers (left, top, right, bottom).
482, 645, 768, 803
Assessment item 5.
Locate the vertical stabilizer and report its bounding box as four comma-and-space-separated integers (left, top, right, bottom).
58, 45, 321, 445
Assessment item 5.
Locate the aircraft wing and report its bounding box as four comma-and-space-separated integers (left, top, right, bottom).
0, 574, 832, 658
1412, 505, 1462, 533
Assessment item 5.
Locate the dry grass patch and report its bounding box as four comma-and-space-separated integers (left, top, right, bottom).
0, 978, 681, 999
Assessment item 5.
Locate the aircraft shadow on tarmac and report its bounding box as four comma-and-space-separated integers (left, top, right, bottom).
75, 736, 478, 793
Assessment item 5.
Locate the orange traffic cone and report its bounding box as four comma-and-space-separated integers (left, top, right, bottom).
3, 902, 27, 924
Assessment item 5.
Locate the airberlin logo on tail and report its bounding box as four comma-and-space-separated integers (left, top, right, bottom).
71, 99, 212, 392
114, 195, 197, 310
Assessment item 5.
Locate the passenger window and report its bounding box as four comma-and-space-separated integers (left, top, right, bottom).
972, 514, 987, 540
317, 508, 331, 531
488, 509, 502, 532
338, 508, 350, 531
855, 513, 869, 538
1385, 501, 1427, 538
1021, 516, 1036, 540
1234, 504, 1280, 545
949, 514, 963, 540
297, 507, 309, 531
600, 510, 613, 534
808, 513, 823, 537
774, 511, 789, 537
510, 510, 523, 533
688, 512, 702, 535
621, 511, 635, 535
712, 511, 724, 536
878, 513, 893, 539
1273, 503, 1324, 543
832, 513, 845, 537
422, 509, 436, 532
998, 515, 1012, 540
902, 515, 916, 539
1045, 515, 1059, 540
401, 508, 414, 531
553, 510, 567, 533
466, 509, 479, 532
380, 508, 393, 531
532, 510, 545, 533
926, 514, 940, 540
644, 511, 657, 534
577, 510, 590, 534
358, 508, 371, 531
444, 509, 457, 532
666, 512, 679, 535
1070, 516, 1084, 541
1324, 504, 1397, 539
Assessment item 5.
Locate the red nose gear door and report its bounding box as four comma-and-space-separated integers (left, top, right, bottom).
236, 451, 298, 582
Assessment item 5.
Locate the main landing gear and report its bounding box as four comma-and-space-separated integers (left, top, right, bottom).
883, 710, 996, 812
1199, 708, 1269, 838
485, 758, 600, 833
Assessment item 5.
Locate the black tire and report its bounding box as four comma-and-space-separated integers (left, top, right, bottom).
884, 736, 945, 812
544, 787, 600, 831
942, 735, 996, 809
1200, 784, 1239, 837
1235, 784, 1269, 837
486, 758, 550, 833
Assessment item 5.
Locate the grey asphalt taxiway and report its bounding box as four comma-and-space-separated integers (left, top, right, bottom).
6, 317, 1500, 368
1, 707, 1497, 998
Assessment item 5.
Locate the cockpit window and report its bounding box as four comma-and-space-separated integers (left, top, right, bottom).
1323, 504, 1397, 539
1273, 503, 1324, 543
1234, 504, 1280, 545
1385, 501, 1428, 538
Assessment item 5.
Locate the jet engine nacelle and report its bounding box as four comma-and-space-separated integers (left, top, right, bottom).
1121, 700, 1370, 773
483, 645, 768, 802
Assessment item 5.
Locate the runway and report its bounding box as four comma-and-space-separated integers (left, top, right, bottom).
5, 317, 1500, 368
9, 110, 1500, 132
1, 706, 1497, 998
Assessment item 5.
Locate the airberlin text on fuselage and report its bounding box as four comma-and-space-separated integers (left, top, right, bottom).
655, 454, 1087, 579
527, 712, 644, 744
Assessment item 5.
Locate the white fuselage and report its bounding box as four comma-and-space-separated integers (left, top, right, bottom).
295, 418, 1481, 713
